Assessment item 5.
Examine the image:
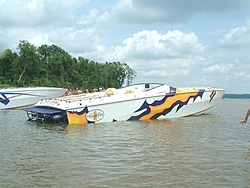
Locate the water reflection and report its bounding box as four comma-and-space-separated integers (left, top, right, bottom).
27, 113, 222, 144
28, 121, 68, 132
2, 102, 250, 187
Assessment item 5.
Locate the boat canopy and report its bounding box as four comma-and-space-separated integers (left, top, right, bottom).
24, 107, 63, 114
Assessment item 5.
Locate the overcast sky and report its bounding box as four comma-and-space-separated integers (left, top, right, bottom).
1, 0, 250, 93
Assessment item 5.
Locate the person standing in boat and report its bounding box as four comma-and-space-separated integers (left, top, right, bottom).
240, 108, 250, 124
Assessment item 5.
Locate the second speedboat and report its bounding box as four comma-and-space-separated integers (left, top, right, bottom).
0, 87, 67, 110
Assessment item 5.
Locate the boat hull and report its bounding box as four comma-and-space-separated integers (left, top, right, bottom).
0, 87, 67, 110
66, 88, 225, 124
25, 84, 225, 125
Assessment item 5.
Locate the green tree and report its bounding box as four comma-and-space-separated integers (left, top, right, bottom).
123, 62, 137, 86
37, 44, 78, 87
13, 40, 40, 85
1, 41, 137, 89
0, 49, 18, 86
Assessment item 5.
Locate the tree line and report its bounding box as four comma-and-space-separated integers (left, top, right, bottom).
0, 40, 137, 91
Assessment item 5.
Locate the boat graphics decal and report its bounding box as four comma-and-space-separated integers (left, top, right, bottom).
0, 93, 10, 105
67, 107, 100, 125
86, 109, 105, 122
67, 107, 88, 125
128, 89, 205, 121
209, 90, 216, 102
67, 108, 105, 125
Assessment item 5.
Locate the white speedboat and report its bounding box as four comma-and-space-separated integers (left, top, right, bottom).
0, 87, 67, 110
24, 83, 225, 125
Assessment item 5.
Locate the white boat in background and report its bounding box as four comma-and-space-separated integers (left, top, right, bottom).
0, 87, 67, 110
24, 83, 225, 125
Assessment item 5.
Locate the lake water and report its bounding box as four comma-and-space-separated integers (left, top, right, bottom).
1, 99, 250, 188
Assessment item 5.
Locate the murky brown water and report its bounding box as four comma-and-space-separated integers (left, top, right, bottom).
1, 99, 250, 187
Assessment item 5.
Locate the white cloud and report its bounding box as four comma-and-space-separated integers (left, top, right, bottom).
234, 71, 248, 77
48, 27, 99, 53
88, 29, 205, 62
219, 19, 250, 46
203, 63, 234, 74
0, 0, 88, 28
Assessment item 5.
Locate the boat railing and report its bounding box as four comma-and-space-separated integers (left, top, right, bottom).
54, 92, 106, 102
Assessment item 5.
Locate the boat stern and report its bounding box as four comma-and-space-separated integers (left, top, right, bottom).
24, 106, 68, 124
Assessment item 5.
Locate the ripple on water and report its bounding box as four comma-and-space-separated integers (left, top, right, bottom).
1, 101, 250, 187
